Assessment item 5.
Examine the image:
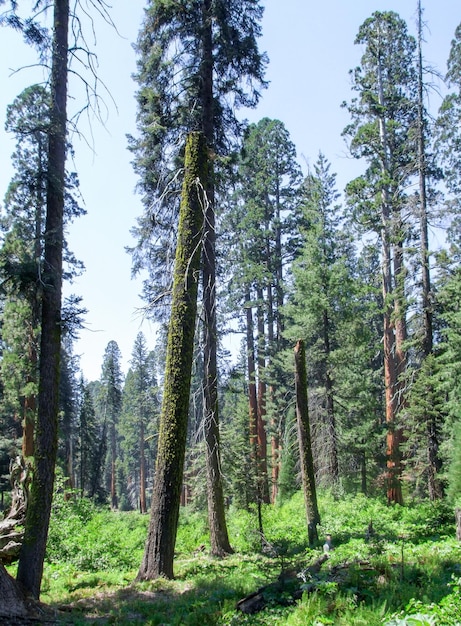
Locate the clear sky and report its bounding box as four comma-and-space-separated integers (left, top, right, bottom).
0, 0, 459, 382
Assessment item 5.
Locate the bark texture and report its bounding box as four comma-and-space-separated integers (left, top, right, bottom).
137, 132, 206, 580
16, 0, 69, 599
294, 340, 320, 545
0, 564, 29, 619
200, 0, 233, 557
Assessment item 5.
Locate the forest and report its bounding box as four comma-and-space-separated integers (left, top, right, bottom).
0, 0, 461, 624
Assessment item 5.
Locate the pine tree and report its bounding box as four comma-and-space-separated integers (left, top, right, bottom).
343, 11, 418, 504
76, 378, 99, 497
99, 341, 123, 509
120, 333, 159, 512
222, 118, 301, 503
286, 154, 358, 489
0, 84, 84, 460
130, 0, 266, 557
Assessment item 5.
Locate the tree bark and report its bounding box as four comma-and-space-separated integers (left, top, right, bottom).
201, 0, 232, 557
16, 0, 69, 599
256, 287, 270, 504
137, 132, 206, 580
294, 340, 320, 545
246, 293, 258, 456
139, 418, 147, 514
376, 54, 404, 506
0, 564, 30, 620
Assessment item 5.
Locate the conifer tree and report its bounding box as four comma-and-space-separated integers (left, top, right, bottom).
286, 154, 354, 488
137, 132, 206, 580
222, 118, 301, 503
99, 341, 123, 509
343, 11, 418, 503
130, 0, 266, 556
120, 333, 159, 512
76, 378, 99, 497
15, 0, 70, 599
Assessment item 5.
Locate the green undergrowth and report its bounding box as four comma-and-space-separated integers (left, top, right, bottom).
7, 490, 461, 625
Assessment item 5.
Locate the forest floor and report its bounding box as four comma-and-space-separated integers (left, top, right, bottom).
4, 491, 461, 625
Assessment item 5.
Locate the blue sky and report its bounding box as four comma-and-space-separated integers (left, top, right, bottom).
0, 0, 459, 381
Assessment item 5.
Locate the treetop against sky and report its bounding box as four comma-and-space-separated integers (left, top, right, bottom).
0, 0, 458, 381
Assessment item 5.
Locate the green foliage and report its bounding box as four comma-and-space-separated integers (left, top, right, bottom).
47, 491, 148, 572
31, 490, 460, 624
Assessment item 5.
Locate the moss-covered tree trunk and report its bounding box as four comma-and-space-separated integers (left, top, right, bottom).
137, 132, 206, 580
16, 0, 69, 599
294, 340, 320, 545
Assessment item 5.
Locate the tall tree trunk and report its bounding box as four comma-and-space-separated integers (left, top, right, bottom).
266, 283, 280, 503
294, 340, 320, 545
137, 132, 206, 580
246, 290, 260, 509
201, 0, 232, 556
140, 418, 147, 514
16, 0, 69, 599
256, 288, 270, 504
377, 55, 404, 505
246, 292, 258, 455
416, 0, 443, 501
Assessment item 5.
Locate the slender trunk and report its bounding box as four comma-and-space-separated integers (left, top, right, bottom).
266, 282, 279, 503
16, 0, 69, 599
200, 0, 232, 556
294, 340, 320, 545
137, 132, 206, 580
256, 287, 269, 504
246, 294, 258, 454
140, 417, 147, 514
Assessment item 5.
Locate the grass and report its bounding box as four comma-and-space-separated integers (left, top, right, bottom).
6, 490, 461, 625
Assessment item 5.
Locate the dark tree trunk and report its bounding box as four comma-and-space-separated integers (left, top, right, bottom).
140, 418, 147, 514
294, 340, 320, 545
256, 288, 269, 504
16, 0, 69, 599
110, 434, 118, 510
137, 132, 206, 580
246, 293, 258, 456
201, 0, 232, 557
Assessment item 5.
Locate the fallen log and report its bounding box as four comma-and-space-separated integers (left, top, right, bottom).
236, 554, 329, 615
